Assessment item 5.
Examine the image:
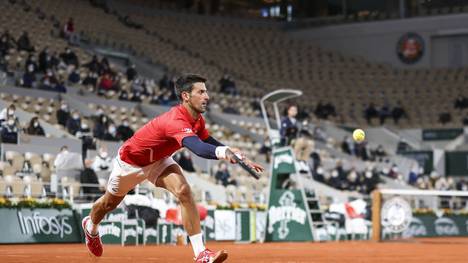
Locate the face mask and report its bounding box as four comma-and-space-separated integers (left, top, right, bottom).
109, 126, 116, 134
331, 170, 338, 178
365, 171, 373, 178
81, 124, 88, 129
8, 110, 14, 116
73, 114, 79, 119
7, 119, 14, 126
33, 122, 39, 127
97, 109, 103, 115
123, 122, 129, 126
100, 152, 108, 158
61, 104, 67, 110
317, 167, 324, 174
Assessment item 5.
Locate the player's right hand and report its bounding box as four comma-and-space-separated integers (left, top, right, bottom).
225, 147, 244, 164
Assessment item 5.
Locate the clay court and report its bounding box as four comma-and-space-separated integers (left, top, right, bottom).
1, 238, 467, 263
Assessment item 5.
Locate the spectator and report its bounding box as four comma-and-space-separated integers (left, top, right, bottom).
16, 31, 34, 52
21, 64, 36, 88
1, 116, 19, 143
119, 90, 130, 101
0, 104, 17, 124
66, 110, 81, 136
83, 55, 100, 73
373, 144, 387, 161
214, 161, 236, 186
102, 123, 118, 141
341, 136, 354, 155
68, 67, 80, 84
97, 73, 114, 95
26, 116, 45, 136
116, 118, 134, 141
38, 46, 51, 72
280, 104, 298, 146
93, 114, 110, 139
126, 64, 137, 81
39, 70, 58, 90
364, 103, 379, 124
54, 145, 83, 174
392, 101, 407, 124
174, 150, 196, 172
219, 74, 237, 95
56, 102, 70, 126
25, 54, 38, 73
91, 147, 112, 179
63, 17, 80, 45
438, 111, 452, 125
80, 159, 104, 201
454, 95, 468, 110
379, 103, 391, 125
60, 47, 79, 67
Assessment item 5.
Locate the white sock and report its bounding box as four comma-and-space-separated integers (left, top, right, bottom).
86, 218, 99, 236
189, 233, 205, 257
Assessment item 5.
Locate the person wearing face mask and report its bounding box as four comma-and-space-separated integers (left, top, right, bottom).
116, 119, 134, 141
0, 104, 17, 124
93, 114, 110, 139
103, 123, 119, 141
1, 116, 19, 143
21, 64, 36, 88
56, 102, 70, 126
26, 116, 45, 136
66, 110, 81, 136
60, 47, 79, 67
91, 147, 113, 180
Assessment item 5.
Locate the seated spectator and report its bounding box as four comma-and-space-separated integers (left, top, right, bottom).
116, 118, 134, 141
392, 101, 407, 124
91, 147, 112, 179
0, 34, 14, 56
56, 102, 70, 126
454, 95, 468, 110
119, 90, 130, 101
63, 17, 80, 45
39, 70, 58, 90
1, 116, 19, 143
97, 73, 114, 95
80, 159, 104, 201
26, 116, 45, 136
83, 55, 100, 73
93, 115, 111, 139
102, 124, 119, 141
21, 64, 36, 88
126, 64, 137, 81
438, 112, 452, 125
0, 104, 17, 124
174, 150, 196, 172
16, 31, 34, 52
38, 46, 52, 72
82, 71, 98, 90
214, 162, 236, 187
219, 74, 237, 95
379, 103, 391, 125
66, 110, 81, 135
68, 67, 80, 84
364, 103, 379, 124
60, 47, 79, 67
25, 54, 39, 73
280, 104, 299, 146
373, 145, 387, 161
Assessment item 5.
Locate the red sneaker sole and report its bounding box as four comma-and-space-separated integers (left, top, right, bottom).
212, 250, 228, 263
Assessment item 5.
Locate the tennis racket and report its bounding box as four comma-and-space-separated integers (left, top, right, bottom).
226, 148, 261, 180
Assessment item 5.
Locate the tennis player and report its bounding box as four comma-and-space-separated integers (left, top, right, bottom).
82, 73, 264, 263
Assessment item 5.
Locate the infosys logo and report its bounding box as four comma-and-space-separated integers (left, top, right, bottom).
17, 211, 72, 238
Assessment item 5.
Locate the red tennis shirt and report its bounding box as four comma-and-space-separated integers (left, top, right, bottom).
119, 104, 210, 167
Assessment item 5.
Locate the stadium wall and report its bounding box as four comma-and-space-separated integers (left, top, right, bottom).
289, 13, 468, 69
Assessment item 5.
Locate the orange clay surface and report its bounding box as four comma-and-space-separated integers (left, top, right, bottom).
1, 238, 467, 263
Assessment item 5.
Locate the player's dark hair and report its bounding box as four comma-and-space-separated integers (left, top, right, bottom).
174, 73, 207, 101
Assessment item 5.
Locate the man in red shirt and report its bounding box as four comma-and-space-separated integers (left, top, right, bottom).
82, 74, 264, 263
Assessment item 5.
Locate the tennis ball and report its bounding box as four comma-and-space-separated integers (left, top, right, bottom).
353, 129, 365, 143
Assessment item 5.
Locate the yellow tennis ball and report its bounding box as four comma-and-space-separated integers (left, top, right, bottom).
353, 129, 365, 142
